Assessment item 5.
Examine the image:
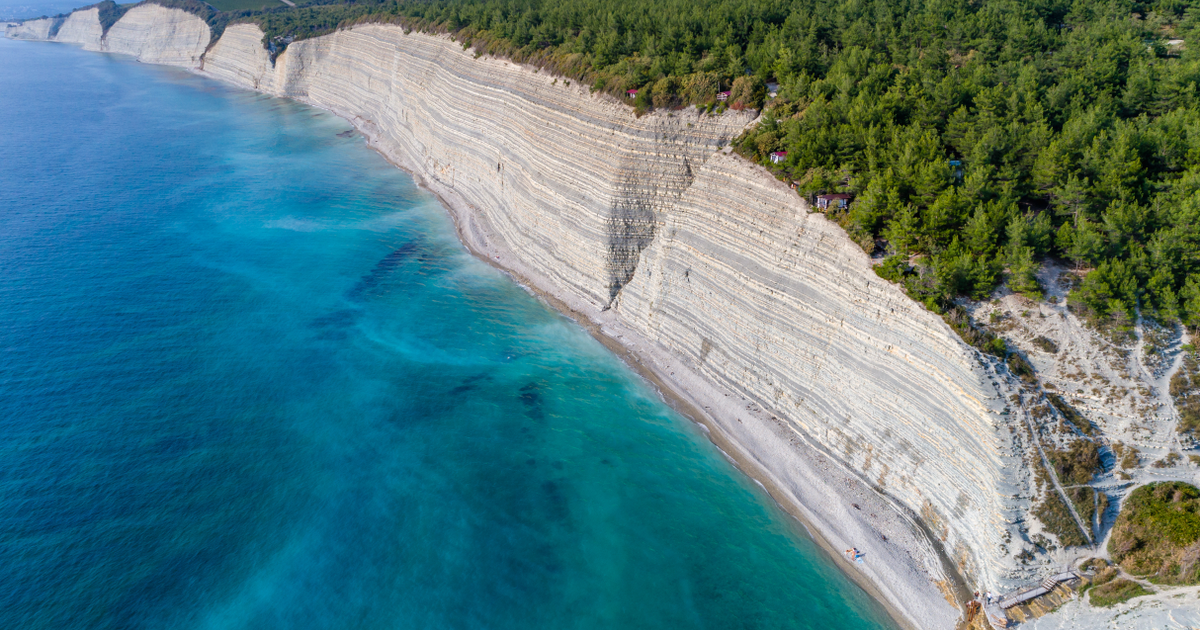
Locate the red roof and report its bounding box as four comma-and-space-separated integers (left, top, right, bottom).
626, 89, 638, 94
817, 193, 852, 200
770, 151, 787, 157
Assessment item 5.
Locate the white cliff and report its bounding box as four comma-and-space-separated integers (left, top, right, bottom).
8, 17, 54, 39
52, 7, 102, 49
101, 5, 208, 66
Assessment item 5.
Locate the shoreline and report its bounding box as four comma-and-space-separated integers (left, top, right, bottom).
293, 94, 970, 630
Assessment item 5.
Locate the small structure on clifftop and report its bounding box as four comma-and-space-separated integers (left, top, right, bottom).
769, 151, 787, 164
626, 89, 638, 99
816, 193, 852, 210
716, 91, 730, 102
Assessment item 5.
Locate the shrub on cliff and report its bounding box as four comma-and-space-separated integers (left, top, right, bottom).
728, 76, 764, 111
1046, 440, 1101, 486
91, 0, 126, 33
651, 77, 681, 109
1034, 490, 1089, 547
1088, 578, 1149, 607
1109, 482, 1200, 585
683, 72, 721, 105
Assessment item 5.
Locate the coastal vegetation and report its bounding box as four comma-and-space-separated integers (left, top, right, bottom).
1081, 562, 1151, 607
1034, 491, 1089, 547
1030, 439, 1103, 546
205, 0, 288, 13
1088, 576, 1150, 606
1170, 347, 1200, 434
1047, 439, 1101, 485
1109, 481, 1200, 584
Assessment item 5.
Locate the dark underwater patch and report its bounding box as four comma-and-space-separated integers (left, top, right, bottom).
308, 308, 361, 340
518, 381, 546, 420
448, 372, 493, 396
345, 242, 418, 301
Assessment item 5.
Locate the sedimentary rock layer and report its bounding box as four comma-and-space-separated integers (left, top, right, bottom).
8, 16, 54, 39
212, 25, 760, 312
53, 8, 102, 49
102, 5, 209, 66
618, 148, 1020, 575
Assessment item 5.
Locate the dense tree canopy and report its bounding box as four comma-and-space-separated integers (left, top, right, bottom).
234, 0, 1200, 326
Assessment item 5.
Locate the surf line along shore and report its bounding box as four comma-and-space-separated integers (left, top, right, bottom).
8, 14, 994, 629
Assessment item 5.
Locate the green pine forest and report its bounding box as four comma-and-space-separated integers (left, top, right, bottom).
167, 0, 1200, 333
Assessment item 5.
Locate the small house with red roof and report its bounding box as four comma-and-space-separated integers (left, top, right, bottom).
716, 91, 730, 102
626, 89, 638, 99
769, 151, 787, 164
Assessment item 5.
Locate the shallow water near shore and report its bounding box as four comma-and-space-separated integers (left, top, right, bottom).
0, 38, 895, 630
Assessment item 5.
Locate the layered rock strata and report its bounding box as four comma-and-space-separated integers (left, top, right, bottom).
8, 16, 54, 39
52, 8, 102, 48
102, 4, 208, 66
618, 148, 1019, 567
11, 13, 1053, 629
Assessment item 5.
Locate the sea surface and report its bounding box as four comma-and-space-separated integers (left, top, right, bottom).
0, 38, 895, 630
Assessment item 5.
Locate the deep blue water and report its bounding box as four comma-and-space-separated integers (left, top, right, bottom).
0, 38, 895, 630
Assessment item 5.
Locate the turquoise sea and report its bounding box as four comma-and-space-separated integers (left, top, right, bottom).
0, 38, 895, 630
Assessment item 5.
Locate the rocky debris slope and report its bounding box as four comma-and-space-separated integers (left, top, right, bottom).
970, 269, 1200, 561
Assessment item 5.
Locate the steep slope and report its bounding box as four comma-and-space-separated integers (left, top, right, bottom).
617, 148, 1018, 582
8, 17, 55, 39
52, 7, 101, 49
101, 4, 208, 66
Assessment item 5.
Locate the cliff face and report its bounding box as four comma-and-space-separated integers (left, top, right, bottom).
103, 5, 208, 66
53, 8, 102, 49
617, 148, 1019, 572
11, 12, 1049, 628
10, 6, 207, 66
8, 17, 54, 39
